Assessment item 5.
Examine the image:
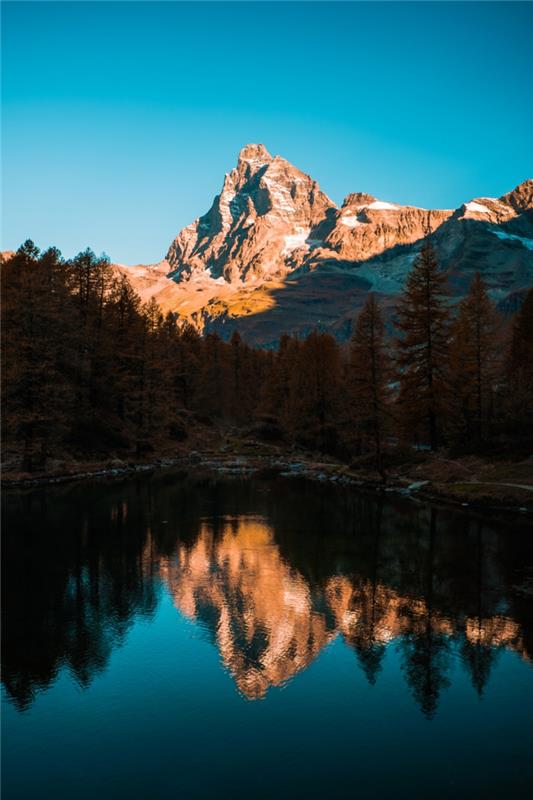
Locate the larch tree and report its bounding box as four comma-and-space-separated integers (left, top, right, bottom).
349, 294, 390, 471
289, 331, 342, 452
174, 323, 202, 411
105, 273, 143, 424
1, 242, 71, 471
196, 332, 228, 418
66, 248, 114, 418
136, 297, 166, 453
394, 242, 450, 450
229, 330, 253, 423
448, 272, 500, 445
506, 288, 533, 441
260, 334, 299, 426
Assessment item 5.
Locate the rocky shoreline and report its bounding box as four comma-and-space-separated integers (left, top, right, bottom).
2, 449, 531, 519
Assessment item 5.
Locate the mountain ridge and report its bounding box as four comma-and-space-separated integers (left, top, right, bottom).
82, 145, 533, 342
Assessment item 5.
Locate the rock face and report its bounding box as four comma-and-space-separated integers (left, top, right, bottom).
320, 193, 453, 262
166, 143, 334, 283
117, 146, 533, 344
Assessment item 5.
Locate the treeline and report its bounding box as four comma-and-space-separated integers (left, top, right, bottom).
1, 240, 532, 472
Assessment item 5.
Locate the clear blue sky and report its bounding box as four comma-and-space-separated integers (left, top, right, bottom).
2, 1, 532, 264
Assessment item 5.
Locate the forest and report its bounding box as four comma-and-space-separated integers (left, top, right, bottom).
1, 239, 532, 475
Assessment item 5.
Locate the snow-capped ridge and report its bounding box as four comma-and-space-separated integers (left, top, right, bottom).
465, 201, 491, 214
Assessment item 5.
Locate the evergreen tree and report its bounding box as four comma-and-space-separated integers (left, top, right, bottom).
349, 294, 390, 469
506, 288, 533, 441
289, 331, 341, 451
1, 242, 71, 470
394, 242, 450, 450
196, 333, 228, 418
229, 330, 252, 423
448, 273, 500, 445
260, 334, 300, 429
105, 273, 143, 426
66, 248, 114, 421
131, 298, 167, 455
174, 323, 202, 411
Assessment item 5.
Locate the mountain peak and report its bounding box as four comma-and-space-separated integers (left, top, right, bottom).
343, 192, 377, 208
237, 143, 272, 165
166, 143, 335, 283
160, 149, 532, 321
500, 179, 533, 212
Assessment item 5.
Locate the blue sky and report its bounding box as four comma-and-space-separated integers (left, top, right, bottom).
2, 1, 532, 264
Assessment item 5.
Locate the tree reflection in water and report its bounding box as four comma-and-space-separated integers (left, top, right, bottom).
2, 474, 532, 716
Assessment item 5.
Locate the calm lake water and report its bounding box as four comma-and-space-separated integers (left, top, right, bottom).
2, 473, 533, 799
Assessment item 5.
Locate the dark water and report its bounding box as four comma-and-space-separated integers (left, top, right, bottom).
2, 473, 533, 799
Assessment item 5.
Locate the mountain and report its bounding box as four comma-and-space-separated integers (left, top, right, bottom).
167, 143, 334, 283
114, 145, 533, 343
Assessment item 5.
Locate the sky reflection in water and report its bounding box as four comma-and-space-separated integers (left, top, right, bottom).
2, 475, 533, 799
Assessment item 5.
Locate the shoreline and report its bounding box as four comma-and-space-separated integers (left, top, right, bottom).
2, 451, 531, 519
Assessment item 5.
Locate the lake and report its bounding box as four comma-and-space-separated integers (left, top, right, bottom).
2, 472, 533, 799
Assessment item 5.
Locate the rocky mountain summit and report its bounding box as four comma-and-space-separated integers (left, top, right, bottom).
117, 145, 533, 344
166, 143, 333, 283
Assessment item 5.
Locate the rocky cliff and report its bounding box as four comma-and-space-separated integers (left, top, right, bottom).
116, 145, 533, 344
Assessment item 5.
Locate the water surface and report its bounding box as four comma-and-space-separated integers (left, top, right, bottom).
2, 474, 533, 799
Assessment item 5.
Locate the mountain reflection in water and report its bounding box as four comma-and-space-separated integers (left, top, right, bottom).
2, 475, 532, 718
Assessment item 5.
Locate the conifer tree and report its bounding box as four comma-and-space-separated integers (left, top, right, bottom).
506, 288, 533, 440
132, 298, 167, 454
196, 333, 228, 418
260, 334, 299, 428
394, 242, 450, 450
66, 248, 113, 420
349, 294, 390, 469
448, 273, 500, 445
229, 330, 245, 422
174, 323, 202, 410
105, 273, 143, 424
1, 242, 71, 470
289, 331, 341, 451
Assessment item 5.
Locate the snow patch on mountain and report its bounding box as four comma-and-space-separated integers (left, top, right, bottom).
465, 201, 491, 214
350, 200, 399, 211
282, 227, 311, 255
340, 215, 363, 227
367, 201, 399, 210
490, 229, 533, 251
353, 252, 419, 294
